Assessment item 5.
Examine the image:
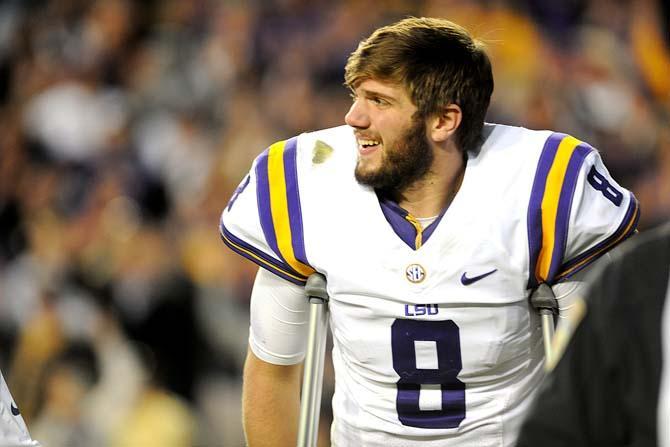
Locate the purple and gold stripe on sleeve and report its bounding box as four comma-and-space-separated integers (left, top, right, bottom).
219, 221, 309, 285
527, 133, 594, 288
556, 192, 639, 281
255, 137, 314, 282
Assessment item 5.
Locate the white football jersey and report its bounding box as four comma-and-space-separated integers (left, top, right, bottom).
0, 370, 39, 447
220, 123, 639, 446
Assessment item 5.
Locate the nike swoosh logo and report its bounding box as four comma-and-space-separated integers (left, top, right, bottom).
460, 269, 497, 285
10, 403, 20, 416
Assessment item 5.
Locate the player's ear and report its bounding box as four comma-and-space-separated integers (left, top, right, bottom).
429, 104, 462, 143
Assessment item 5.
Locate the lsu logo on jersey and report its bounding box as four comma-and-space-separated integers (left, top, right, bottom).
405, 264, 426, 283
404, 303, 439, 316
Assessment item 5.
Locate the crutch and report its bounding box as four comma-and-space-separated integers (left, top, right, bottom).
297, 273, 329, 447
530, 283, 558, 366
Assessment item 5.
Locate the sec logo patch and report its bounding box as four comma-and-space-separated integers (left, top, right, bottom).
405, 264, 426, 283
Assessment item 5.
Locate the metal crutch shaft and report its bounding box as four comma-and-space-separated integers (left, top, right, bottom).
297, 273, 329, 447
530, 283, 558, 366
540, 310, 556, 365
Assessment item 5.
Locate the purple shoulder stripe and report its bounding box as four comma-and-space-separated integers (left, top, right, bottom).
527, 133, 565, 288
219, 221, 308, 285
283, 137, 310, 266
255, 148, 281, 259
546, 144, 593, 282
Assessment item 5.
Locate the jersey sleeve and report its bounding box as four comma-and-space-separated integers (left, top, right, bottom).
219, 137, 315, 285
527, 133, 639, 287
248, 268, 309, 365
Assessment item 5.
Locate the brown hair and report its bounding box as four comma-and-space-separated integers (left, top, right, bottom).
345, 17, 494, 153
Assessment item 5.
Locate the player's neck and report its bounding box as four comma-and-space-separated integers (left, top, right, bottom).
396, 149, 466, 218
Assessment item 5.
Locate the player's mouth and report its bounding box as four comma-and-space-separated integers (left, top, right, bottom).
357, 138, 382, 155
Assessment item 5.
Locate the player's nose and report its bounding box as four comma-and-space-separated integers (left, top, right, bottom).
345, 100, 370, 129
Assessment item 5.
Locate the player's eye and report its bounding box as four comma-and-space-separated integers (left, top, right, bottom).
370, 96, 389, 106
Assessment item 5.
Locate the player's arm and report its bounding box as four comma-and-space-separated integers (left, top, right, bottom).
552, 233, 636, 325
527, 135, 639, 290
242, 268, 309, 447
551, 251, 612, 325
548, 244, 629, 369
243, 351, 302, 447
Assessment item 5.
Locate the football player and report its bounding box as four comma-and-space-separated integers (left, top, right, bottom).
220, 17, 639, 446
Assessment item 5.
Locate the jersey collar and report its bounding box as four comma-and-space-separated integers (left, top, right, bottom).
377, 194, 446, 250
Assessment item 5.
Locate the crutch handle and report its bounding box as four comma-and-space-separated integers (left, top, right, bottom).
530, 283, 558, 366
305, 273, 329, 303
530, 283, 558, 314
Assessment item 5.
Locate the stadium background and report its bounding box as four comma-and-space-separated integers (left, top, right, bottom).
0, 0, 668, 445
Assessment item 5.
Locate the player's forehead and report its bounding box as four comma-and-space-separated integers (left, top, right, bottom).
352, 78, 413, 102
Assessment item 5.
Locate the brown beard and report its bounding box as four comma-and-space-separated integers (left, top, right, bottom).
355, 115, 434, 196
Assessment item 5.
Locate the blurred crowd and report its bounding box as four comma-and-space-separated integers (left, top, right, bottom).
0, 0, 668, 445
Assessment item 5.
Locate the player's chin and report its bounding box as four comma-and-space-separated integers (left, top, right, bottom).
356, 148, 383, 167
354, 162, 384, 187
355, 158, 378, 175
